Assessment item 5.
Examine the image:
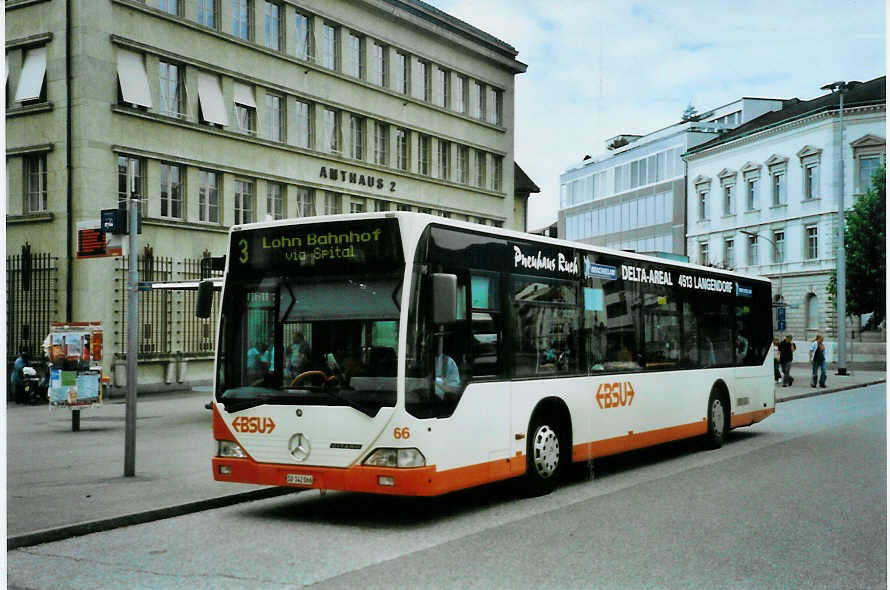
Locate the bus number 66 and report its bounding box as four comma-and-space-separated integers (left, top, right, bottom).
596, 382, 635, 409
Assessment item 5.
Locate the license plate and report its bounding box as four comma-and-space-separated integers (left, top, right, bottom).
286, 473, 314, 486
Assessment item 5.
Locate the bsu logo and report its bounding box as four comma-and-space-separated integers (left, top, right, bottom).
232, 416, 276, 434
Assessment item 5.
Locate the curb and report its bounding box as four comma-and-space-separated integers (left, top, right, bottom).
8, 487, 299, 550
775, 380, 886, 403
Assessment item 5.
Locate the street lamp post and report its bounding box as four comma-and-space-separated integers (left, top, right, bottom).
821, 81, 849, 375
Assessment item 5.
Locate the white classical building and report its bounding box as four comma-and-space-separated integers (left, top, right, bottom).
684, 76, 885, 362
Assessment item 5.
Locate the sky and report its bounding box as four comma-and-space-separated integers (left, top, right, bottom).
426, 0, 887, 229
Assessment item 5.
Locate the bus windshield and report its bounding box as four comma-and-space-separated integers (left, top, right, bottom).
215, 218, 404, 416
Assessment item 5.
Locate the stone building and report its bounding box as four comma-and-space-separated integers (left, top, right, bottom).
5, 0, 528, 390
684, 77, 885, 363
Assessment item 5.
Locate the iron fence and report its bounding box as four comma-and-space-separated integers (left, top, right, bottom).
115, 247, 173, 356
6, 244, 59, 363
181, 256, 222, 355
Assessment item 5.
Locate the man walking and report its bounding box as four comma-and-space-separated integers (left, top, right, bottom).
809, 334, 827, 388
778, 334, 796, 387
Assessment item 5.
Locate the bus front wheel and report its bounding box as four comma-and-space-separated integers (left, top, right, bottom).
705, 391, 728, 449
523, 414, 562, 496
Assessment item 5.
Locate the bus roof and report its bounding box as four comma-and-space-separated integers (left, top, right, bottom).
230, 212, 772, 285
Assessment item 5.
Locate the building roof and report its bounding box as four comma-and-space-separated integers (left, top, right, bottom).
514, 162, 541, 194
387, 0, 526, 67
686, 76, 886, 156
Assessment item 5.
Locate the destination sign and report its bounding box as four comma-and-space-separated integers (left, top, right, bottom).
229, 218, 403, 278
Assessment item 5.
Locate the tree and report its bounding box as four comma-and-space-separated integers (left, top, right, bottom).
826, 165, 886, 327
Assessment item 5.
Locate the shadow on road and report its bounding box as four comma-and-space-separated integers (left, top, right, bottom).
238, 429, 767, 529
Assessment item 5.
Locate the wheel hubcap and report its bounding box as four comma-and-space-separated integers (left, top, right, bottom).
532, 424, 560, 479
711, 399, 725, 435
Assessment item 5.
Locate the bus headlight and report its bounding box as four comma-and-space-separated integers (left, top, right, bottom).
363, 448, 426, 468
217, 440, 247, 458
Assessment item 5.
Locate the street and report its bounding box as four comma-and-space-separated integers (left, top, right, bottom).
6, 384, 885, 590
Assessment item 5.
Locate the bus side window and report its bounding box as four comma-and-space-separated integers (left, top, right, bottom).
470, 273, 502, 378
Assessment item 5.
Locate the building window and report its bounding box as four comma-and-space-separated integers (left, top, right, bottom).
267, 182, 283, 220
803, 163, 819, 199
773, 230, 784, 263
699, 241, 709, 266
857, 154, 883, 193
371, 42, 387, 86
470, 81, 484, 119
374, 200, 389, 212
747, 235, 758, 266
234, 178, 254, 224
15, 46, 48, 104
491, 88, 503, 125
723, 182, 734, 215
374, 122, 388, 166
395, 127, 408, 170
294, 11, 312, 60
196, 0, 217, 28
745, 175, 759, 210
295, 100, 311, 149
771, 170, 786, 205
232, 0, 250, 40
492, 155, 503, 192
697, 189, 709, 219
414, 60, 429, 101
321, 23, 338, 70
198, 170, 220, 223
264, 1, 281, 50
233, 102, 255, 135
437, 140, 450, 180
350, 115, 364, 160
394, 52, 408, 94
295, 187, 315, 217
350, 200, 365, 214
417, 135, 430, 176
396, 203, 411, 212
158, 61, 183, 117
457, 145, 469, 184
455, 75, 467, 114
24, 154, 48, 213
158, 0, 181, 16
265, 93, 283, 142
723, 239, 734, 268
117, 155, 144, 208
159, 163, 183, 219
806, 293, 819, 331
434, 67, 448, 108
324, 108, 340, 154
324, 192, 341, 215
347, 32, 364, 79
486, 86, 499, 124
475, 151, 486, 188
806, 225, 818, 259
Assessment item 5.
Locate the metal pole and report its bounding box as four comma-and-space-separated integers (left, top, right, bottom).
124, 196, 139, 476
836, 89, 848, 375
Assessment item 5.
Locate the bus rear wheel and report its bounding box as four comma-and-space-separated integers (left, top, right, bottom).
523, 414, 562, 496
705, 391, 728, 449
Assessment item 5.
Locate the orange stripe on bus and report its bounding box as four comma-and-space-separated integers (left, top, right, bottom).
730, 407, 775, 428
571, 420, 707, 463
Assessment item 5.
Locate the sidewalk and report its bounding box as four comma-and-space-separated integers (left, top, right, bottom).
6, 366, 886, 549
774, 362, 886, 402
6, 389, 295, 549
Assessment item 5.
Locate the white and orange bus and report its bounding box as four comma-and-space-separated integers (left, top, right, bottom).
202, 212, 774, 496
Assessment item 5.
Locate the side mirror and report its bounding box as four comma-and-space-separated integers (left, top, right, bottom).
195, 280, 215, 318
431, 273, 457, 325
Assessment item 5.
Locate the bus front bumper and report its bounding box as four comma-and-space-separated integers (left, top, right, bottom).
213, 457, 442, 496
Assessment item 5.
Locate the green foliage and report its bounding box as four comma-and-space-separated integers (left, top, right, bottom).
826, 165, 886, 325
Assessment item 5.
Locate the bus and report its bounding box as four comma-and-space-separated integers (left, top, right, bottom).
201, 212, 774, 496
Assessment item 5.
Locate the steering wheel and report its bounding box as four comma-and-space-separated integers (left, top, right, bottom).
289, 370, 337, 387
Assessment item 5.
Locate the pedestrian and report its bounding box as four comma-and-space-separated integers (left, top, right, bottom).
778, 334, 796, 387
809, 333, 827, 388
773, 337, 781, 382
10, 349, 30, 404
